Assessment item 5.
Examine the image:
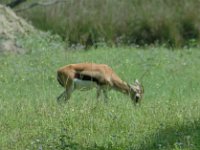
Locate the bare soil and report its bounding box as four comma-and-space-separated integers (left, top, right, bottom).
0, 4, 34, 53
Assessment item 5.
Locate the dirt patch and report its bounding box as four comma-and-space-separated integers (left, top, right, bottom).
0, 4, 34, 54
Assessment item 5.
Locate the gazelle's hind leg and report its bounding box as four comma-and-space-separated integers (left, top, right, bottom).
96, 87, 108, 103
57, 76, 74, 103
57, 90, 72, 103
57, 90, 65, 101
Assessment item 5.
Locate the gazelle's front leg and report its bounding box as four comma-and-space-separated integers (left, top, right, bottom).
103, 89, 108, 103
96, 87, 102, 99
96, 86, 108, 103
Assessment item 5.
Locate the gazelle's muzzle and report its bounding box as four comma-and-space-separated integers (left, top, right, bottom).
130, 79, 144, 105
135, 94, 140, 103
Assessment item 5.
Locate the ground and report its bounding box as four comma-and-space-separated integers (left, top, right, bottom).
0, 4, 34, 53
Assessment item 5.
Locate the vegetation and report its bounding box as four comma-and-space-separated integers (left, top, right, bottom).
1, 32, 200, 150
1, 1, 200, 149
9, 0, 200, 47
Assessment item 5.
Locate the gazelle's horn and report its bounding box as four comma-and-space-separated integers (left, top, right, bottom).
139, 69, 150, 82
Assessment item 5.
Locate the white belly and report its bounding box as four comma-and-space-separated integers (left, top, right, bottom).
73, 79, 98, 90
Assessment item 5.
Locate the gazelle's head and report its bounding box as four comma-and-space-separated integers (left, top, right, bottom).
129, 79, 144, 105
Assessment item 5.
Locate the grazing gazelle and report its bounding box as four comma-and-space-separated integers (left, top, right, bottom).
57, 63, 144, 104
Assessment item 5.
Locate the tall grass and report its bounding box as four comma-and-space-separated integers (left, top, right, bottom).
16, 0, 200, 47
1, 32, 200, 149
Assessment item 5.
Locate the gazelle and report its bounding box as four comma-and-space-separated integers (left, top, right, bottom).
57, 63, 144, 105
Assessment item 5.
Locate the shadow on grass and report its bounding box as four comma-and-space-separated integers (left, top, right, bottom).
138, 119, 200, 150
57, 135, 129, 150
56, 120, 200, 150
57, 139, 123, 150
56, 128, 124, 150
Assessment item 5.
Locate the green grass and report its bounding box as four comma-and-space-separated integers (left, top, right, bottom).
1, 33, 200, 150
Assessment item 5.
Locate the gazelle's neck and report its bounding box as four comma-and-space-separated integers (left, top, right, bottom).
112, 80, 131, 95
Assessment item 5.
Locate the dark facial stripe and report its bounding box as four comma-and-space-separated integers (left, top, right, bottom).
75, 73, 103, 85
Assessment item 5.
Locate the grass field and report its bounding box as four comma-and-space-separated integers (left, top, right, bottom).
1, 33, 200, 150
